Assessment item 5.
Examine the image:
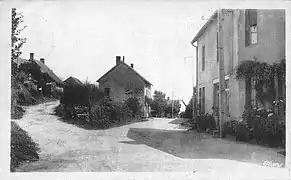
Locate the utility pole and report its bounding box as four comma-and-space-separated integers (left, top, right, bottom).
218, 9, 226, 138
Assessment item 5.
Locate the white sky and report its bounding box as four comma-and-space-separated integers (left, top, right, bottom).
17, 0, 216, 111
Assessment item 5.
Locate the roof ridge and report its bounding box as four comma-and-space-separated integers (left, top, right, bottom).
97, 61, 152, 86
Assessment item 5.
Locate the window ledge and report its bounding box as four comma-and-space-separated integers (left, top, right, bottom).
246, 42, 259, 48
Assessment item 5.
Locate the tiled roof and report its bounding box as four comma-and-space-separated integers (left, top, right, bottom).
97, 61, 152, 86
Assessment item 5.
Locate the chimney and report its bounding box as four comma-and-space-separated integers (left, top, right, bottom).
116, 56, 121, 65
123, 56, 125, 62
29, 53, 34, 61
40, 58, 45, 64
131, 63, 134, 68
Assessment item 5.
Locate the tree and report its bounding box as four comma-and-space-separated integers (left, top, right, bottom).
183, 96, 194, 119
165, 100, 181, 117
151, 90, 167, 117
11, 8, 27, 75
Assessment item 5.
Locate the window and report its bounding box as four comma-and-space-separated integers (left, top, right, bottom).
245, 9, 258, 46
245, 78, 256, 107
199, 88, 202, 112
104, 88, 110, 96
202, 45, 205, 71
250, 25, 258, 44
201, 87, 205, 114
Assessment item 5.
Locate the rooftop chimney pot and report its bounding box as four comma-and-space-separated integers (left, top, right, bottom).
29, 53, 34, 61
40, 58, 45, 64
116, 56, 121, 65
123, 56, 125, 62
131, 63, 134, 68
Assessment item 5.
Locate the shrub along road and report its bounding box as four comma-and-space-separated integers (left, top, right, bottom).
14, 101, 286, 176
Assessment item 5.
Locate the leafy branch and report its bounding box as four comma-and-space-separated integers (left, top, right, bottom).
11, 8, 27, 63
236, 58, 285, 105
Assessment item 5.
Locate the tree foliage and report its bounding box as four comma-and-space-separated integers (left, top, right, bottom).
182, 96, 194, 119
236, 58, 285, 106
11, 8, 27, 75
151, 90, 167, 117
125, 96, 142, 117
165, 100, 181, 116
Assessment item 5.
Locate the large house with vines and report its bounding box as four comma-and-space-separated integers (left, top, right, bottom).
191, 9, 285, 121
96, 56, 152, 118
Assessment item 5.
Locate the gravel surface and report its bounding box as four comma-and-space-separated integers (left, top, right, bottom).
14, 101, 286, 177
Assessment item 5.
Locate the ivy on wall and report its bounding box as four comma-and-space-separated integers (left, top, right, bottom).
235, 58, 285, 106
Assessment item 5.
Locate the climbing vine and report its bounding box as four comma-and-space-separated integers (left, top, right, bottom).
236, 58, 285, 105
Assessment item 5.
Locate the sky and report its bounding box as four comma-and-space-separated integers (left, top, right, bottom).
17, 0, 216, 111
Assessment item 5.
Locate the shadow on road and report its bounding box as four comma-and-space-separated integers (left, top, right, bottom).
168, 118, 188, 125
55, 115, 146, 131
120, 127, 285, 167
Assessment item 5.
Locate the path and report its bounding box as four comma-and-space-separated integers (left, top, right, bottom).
13, 101, 286, 177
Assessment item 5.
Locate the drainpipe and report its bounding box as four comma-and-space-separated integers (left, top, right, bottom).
191, 42, 199, 120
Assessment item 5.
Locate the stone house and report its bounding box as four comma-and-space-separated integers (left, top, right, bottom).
97, 56, 152, 117
191, 9, 285, 121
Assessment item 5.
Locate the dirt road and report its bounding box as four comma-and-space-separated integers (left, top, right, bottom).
14, 101, 286, 175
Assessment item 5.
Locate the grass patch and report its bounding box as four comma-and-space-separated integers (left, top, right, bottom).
10, 121, 40, 172
11, 105, 25, 120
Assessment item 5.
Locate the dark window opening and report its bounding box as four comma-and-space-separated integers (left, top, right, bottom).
202, 87, 205, 114
199, 87, 205, 114
202, 45, 205, 71
245, 9, 258, 46
105, 88, 110, 96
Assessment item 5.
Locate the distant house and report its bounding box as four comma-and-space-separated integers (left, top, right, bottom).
64, 76, 83, 86
15, 53, 64, 95
97, 56, 152, 118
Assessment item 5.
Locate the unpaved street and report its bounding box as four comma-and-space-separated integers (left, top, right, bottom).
14, 101, 285, 174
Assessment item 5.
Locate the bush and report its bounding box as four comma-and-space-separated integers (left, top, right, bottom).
223, 120, 238, 137
55, 104, 66, 118
260, 114, 284, 147
89, 97, 133, 128
62, 83, 104, 107
17, 85, 37, 105
235, 121, 251, 142
125, 97, 142, 117
10, 121, 40, 172
196, 113, 216, 132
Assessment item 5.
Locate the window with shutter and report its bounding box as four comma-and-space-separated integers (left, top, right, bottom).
245, 9, 258, 46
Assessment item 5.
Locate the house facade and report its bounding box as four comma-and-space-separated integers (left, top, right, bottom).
97, 56, 152, 117
191, 9, 285, 121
